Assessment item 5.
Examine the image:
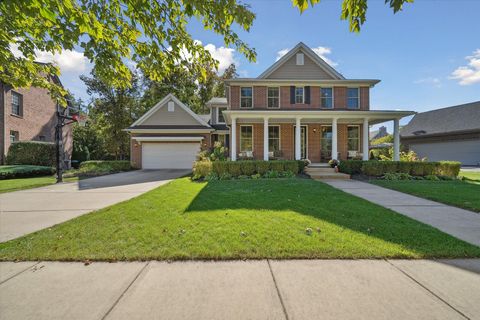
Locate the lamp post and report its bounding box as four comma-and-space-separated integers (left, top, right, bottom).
55, 104, 78, 183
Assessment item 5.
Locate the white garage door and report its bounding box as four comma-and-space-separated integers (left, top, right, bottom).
410, 139, 480, 165
142, 142, 200, 169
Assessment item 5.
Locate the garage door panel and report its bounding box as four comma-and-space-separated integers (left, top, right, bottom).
410, 139, 480, 165
142, 143, 200, 169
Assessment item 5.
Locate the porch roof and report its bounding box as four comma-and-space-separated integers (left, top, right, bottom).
222, 109, 416, 125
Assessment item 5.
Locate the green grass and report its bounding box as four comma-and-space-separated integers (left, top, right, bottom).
372, 178, 480, 213
459, 170, 480, 182
0, 176, 79, 193
1, 177, 479, 261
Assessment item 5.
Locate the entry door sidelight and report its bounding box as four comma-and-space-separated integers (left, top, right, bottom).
321, 126, 332, 162
294, 125, 308, 159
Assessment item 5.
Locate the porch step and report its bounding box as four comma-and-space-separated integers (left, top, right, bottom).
305, 167, 336, 174
307, 163, 330, 168
308, 172, 351, 180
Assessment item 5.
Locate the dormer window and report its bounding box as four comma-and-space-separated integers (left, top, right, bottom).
296, 53, 304, 65
217, 107, 226, 123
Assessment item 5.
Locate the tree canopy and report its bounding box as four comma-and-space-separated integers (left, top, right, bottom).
0, 0, 255, 105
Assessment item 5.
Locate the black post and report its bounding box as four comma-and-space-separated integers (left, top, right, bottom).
55, 110, 63, 183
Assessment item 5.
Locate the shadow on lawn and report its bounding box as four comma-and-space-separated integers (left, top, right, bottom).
184, 178, 480, 259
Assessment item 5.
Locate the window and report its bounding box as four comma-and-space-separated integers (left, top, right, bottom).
347, 126, 360, 151
347, 88, 359, 109
296, 53, 304, 65
11, 92, 22, 116
38, 135, 46, 141
321, 88, 333, 108
267, 87, 279, 108
10, 131, 19, 143
240, 87, 253, 108
268, 126, 280, 152
295, 87, 304, 104
240, 126, 253, 152
217, 108, 225, 123
167, 101, 174, 112
320, 126, 332, 162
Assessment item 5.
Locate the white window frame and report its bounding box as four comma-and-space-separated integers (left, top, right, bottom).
320, 87, 334, 109
11, 92, 22, 116
10, 130, 19, 143
239, 125, 254, 152
268, 125, 281, 153
267, 87, 280, 109
347, 125, 360, 151
217, 107, 226, 124
240, 87, 253, 109
293, 124, 308, 159
295, 86, 304, 104
347, 87, 360, 109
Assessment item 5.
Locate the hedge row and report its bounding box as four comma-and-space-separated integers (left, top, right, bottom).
6, 141, 56, 167
79, 160, 132, 172
0, 165, 55, 180
193, 160, 305, 180
338, 160, 461, 177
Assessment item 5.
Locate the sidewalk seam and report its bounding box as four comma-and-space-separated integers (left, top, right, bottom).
267, 259, 289, 320
101, 262, 150, 320
385, 260, 471, 320
0, 261, 41, 286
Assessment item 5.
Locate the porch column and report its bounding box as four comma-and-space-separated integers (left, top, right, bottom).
231, 117, 237, 161
263, 117, 269, 161
393, 118, 400, 161
295, 117, 301, 160
331, 118, 338, 160
362, 118, 369, 160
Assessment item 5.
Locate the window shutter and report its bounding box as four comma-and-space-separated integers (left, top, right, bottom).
305, 86, 311, 104
290, 86, 295, 104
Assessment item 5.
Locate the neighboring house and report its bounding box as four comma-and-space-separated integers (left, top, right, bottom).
127, 42, 414, 169
401, 101, 480, 166
370, 126, 389, 140
0, 77, 73, 167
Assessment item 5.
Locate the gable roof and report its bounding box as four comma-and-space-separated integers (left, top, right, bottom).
129, 93, 211, 128
258, 42, 345, 80
401, 101, 480, 138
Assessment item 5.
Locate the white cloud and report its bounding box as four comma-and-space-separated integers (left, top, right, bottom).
204, 44, 238, 74
276, 46, 338, 66
10, 43, 89, 73
450, 49, 480, 85
414, 77, 442, 88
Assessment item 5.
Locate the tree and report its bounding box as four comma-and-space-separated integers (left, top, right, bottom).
0, 0, 256, 105
81, 70, 142, 160
293, 0, 413, 32
213, 63, 238, 97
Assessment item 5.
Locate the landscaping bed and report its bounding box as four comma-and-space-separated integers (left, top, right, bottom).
1, 177, 479, 261
0, 165, 55, 180
64, 160, 133, 178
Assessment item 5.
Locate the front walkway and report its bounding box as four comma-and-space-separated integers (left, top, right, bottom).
0, 259, 478, 320
0, 170, 189, 242
323, 179, 480, 247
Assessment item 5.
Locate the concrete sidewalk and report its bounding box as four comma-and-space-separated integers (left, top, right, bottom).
323, 179, 480, 247
0, 259, 479, 320
0, 170, 189, 242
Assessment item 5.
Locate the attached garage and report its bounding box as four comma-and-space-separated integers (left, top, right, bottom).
409, 139, 480, 165
141, 141, 201, 169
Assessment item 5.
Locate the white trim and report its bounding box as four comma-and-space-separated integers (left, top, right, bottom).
239, 124, 254, 152
347, 87, 360, 110
295, 86, 305, 104
129, 93, 211, 128
126, 129, 213, 134
258, 42, 345, 80
347, 125, 361, 152
268, 124, 281, 154
240, 86, 253, 109
267, 86, 280, 109
217, 107, 226, 124
294, 124, 308, 159
134, 136, 204, 142
226, 79, 380, 87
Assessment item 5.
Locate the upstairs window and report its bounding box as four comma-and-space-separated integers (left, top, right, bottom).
347, 88, 360, 109
11, 92, 22, 116
321, 88, 333, 108
240, 87, 253, 108
217, 108, 225, 123
267, 87, 279, 108
295, 87, 304, 104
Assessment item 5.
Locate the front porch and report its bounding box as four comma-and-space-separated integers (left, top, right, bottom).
224, 110, 413, 163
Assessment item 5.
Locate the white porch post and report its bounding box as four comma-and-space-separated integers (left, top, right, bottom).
362, 118, 369, 161
231, 117, 237, 161
263, 117, 269, 161
393, 118, 400, 161
295, 117, 301, 160
332, 118, 338, 160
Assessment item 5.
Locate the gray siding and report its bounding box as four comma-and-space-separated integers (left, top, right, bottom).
409, 139, 480, 165
142, 100, 200, 126
266, 50, 335, 80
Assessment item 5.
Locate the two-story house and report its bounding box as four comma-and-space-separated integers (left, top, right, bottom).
127, 43, 414, 169
0, 76, 73, 166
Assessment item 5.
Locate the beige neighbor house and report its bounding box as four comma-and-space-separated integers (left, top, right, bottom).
127, 42, 415, 169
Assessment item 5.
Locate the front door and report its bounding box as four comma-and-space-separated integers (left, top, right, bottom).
294, 125, 307, 159
320, 126, 332, 162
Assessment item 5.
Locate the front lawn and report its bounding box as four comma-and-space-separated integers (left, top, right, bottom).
372, 179, 480, 213
1, 177, 479, 261
0, 176, 57, 193
459, 170, 480, 182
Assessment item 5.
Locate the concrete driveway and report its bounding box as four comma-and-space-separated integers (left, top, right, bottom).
0, 170, 189, 242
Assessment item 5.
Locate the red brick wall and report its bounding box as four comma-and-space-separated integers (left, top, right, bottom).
280, 123, 294, 160
360, 87, 370, 110
334, 87, 347, 109
253, 86, 267, 109
1, 85, 73, 164
230, 86, 240, 109
307, 124, 321, 163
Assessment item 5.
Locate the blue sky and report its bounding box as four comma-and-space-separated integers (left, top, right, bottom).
56, 0, 479, 129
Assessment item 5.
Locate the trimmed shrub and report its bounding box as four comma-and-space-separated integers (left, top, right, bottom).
212, 161, 229, 176
6, 141, 56, 166
255, 161, 270, 175
240, 161, 256, 176
284, 161, 299, 174
269, 161, 284, 172
338, 160, 364, 175
437, 161, 461, 177
227, 162, 242, 177
0, 165, 55, 180
193, 161, 212, 180
354, 160, 461, 178
79, 160, 131, 172
297, 160, 307, 173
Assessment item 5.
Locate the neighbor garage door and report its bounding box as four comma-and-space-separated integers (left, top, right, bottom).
409, 139, 480, 166
142, 142, 200, 169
